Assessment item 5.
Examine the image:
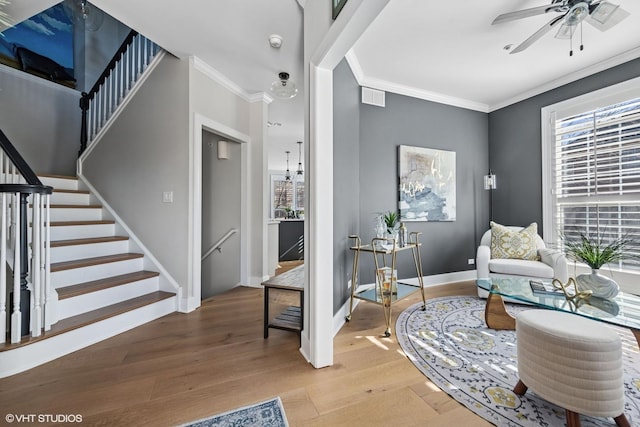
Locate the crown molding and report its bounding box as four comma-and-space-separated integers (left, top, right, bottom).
488, 46, 640, 112
346, 47, 640, 114
345, 50, 489, 113
191, 56, 271, 104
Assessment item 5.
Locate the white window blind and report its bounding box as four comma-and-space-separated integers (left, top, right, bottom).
552, 96, 640, 270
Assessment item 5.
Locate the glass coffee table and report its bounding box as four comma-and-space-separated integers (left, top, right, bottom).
477, 276, 640, 346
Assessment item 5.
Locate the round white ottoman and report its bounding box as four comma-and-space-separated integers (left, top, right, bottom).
514, 309, 629, 427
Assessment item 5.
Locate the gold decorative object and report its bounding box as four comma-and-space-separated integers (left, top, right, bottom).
551, 277, 593, 308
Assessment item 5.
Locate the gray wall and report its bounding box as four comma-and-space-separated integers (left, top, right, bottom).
489, 58, 640, 234
82, 54, 190, 286
332, 60, 490, 313
333, 60, 361, 313
359, 93, 489, 282
0, 66, 80, 175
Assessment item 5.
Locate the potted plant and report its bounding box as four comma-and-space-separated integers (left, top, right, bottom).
563, 231, 633, 298
382, 211, 399, 237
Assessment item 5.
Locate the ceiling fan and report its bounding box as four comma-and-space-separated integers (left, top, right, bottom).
492, 0, 630, 55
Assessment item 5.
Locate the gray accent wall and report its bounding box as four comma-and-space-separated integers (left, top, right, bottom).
333, 60, 361, 313
333, 59, 490, 313
489, 58, 640, 234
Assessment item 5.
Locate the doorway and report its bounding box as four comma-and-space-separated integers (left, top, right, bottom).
201, 130, 242, 299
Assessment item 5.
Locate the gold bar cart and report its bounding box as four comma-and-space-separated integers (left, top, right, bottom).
346, 232, 426, 337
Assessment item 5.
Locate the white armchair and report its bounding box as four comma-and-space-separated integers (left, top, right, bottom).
476, 224, 568, 298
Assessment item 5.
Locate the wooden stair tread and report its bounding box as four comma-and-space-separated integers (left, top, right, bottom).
50, 220, 115, 227
58, 271, 160, 300
51, 253, 144, 272
0, 291, 174, 352
51, 236, 129, 247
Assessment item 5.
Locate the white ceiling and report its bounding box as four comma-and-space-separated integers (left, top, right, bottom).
350, 0, 640, 113
6, 0, 640, 171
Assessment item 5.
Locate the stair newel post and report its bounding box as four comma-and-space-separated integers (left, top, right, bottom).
79, 92, 90, 156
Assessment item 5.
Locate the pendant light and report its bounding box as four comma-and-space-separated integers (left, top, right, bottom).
270, 72, 298, 99
284, 150, 291, 181
296, 141, 303, 176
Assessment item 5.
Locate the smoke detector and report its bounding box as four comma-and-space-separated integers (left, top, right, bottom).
269, 34, 283, 49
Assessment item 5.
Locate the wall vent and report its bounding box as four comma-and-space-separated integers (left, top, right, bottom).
361, 87, 385, 107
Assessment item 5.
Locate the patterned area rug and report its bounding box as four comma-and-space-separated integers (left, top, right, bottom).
178, 397, 288, 427
396, 296, 640, 426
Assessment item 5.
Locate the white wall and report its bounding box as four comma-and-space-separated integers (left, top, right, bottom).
0, 65, 80, 175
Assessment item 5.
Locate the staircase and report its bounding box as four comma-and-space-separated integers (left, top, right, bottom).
0, 174, 177, 378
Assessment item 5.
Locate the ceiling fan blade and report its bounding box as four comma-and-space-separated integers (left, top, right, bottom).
587, 2, 630, 31
510, 15, 565, 54
492, 4, 560, 25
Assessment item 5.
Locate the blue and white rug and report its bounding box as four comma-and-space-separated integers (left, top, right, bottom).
396, 296, 640, 426
178, 397, 288, 427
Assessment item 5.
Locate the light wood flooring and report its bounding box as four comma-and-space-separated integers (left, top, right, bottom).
0, 281, 492, 427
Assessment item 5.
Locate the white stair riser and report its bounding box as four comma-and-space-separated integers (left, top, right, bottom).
50, 192, 90, 205
52, 258, 144, 288
57, 277, 160, 320
50, 240, 130, 263
49, 207, 102, 222
39, 177, 79, 191
50, 223, 115, 240
0, 296, 177, 378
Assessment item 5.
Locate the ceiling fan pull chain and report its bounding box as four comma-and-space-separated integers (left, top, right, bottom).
569, 30, 573, 56
580, 22, 584, 51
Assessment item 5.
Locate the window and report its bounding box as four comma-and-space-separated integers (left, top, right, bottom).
271, 175, 304, 219
542, 77, 640, 272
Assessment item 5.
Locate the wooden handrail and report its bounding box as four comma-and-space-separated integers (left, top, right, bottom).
79, 29, 139, 154
86, 29, 138, 100
0, 129, 44, 187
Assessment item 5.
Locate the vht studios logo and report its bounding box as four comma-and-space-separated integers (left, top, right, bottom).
5, 413, 83, 423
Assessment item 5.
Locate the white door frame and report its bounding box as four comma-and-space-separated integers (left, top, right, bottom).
185, 113, 250, 312
304, 0, 390, 368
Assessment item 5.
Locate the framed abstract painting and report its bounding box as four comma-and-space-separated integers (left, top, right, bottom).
398, 145, 456, 222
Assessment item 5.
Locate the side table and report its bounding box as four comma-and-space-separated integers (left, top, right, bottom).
261, 264, 304, 343
346, 233, 426, 337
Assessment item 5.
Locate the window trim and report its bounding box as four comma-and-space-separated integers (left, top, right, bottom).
541, 76, 640, 244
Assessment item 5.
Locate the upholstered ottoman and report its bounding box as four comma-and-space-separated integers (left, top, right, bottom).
514, 309, 629, 427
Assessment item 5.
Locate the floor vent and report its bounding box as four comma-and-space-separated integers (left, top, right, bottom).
362, 87, 385, 107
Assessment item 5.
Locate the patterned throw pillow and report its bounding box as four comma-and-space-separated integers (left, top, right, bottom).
490, 222, 538, 260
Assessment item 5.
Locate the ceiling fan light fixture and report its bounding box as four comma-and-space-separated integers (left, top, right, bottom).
270, 72, 298, 100
564, 2, 589, 26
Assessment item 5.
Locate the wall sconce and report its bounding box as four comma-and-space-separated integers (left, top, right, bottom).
484, 170, 497, 190
484, 170, 496, 222
218, 140, 229, 160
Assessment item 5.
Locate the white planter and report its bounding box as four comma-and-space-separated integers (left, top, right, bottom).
576, 269, 619, 299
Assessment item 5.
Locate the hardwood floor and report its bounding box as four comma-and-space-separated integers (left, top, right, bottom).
0, 281, 492, 427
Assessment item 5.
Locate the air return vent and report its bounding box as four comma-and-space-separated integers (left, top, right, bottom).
361, 87, 385, 107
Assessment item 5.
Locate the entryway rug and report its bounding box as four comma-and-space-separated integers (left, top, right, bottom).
178, 397, 288, 427
396, 296, 640, 426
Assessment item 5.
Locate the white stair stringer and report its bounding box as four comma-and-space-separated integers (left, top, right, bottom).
0, 294, 176, 378
0, 175, 180, 378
